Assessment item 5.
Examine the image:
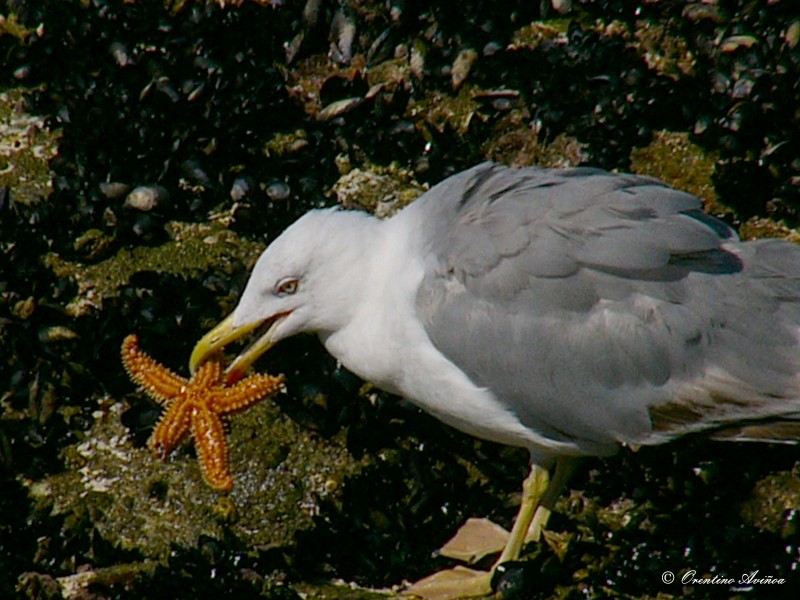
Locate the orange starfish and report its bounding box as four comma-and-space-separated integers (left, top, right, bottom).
121, 334, 285, 492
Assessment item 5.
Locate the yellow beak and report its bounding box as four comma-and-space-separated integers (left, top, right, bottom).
189, 312, 285, 381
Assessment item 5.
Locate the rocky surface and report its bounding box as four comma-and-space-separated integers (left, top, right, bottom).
2, 1, 799, 598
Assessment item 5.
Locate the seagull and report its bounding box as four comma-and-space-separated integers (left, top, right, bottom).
190, 162, 800, 599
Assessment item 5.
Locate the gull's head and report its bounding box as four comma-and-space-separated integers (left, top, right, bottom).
190, 208, 378, 380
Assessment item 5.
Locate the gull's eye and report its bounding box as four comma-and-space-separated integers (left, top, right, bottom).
275, 277, 298, 296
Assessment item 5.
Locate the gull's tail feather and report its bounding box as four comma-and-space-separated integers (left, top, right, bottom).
709, 419, 800, 444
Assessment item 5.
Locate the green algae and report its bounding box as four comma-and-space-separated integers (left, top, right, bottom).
740, 467, 800, 538
508, 19, 572, 50
0, 13, 36, 42
483, 107, 588, 169
630, 131, 800, 243
630, 130, 721, 210
19, 561, 158, 600
25, 394, 368, 561
633, 21, 696, 79
293, 581, 393, 599
738, 217, 800, 243
407, 85, 484, 138
366, 55, 418, 89
0, 88, 60, 206
331, 161, 426, 218
263, 129, 310, 159
43, 221, 264, 317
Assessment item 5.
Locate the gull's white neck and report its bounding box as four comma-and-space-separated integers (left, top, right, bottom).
319, 215, 424, 395
320, 212, 565, 453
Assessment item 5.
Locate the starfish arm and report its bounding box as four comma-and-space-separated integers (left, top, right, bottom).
121, 335, 188, 403
190, 403, 234, 492
211, 373, 286, 416
191, 360, 224, 390
149, 397, 192, 460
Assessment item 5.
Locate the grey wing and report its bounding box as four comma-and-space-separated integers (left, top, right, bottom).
412, 163, 800, 454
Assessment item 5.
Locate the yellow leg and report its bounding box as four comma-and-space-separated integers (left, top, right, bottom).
403, 458, 578, 598
526, 505, 552, 543
403, 463, 554, 599
493, 464, 550, 566
526, 457, 578, 545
